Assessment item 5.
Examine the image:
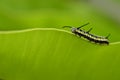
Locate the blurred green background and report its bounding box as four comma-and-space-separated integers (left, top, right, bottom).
0, 0, 120, 80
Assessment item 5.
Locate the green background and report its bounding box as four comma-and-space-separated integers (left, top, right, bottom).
0, 0, 120, 80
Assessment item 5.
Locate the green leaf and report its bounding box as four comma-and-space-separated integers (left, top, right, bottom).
0, 28, 120, 80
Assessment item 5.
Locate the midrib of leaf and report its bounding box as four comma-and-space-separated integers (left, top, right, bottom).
0, 28, 119, 45
0, 28, 72, 34
110, 42, 120, 45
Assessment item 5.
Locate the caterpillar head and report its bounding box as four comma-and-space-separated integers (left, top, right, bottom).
71, 27, 77, 33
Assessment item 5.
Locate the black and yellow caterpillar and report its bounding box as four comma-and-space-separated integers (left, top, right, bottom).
63, 23, 110, 45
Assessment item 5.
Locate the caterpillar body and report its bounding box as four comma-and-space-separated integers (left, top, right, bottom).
63, 23, 110, 45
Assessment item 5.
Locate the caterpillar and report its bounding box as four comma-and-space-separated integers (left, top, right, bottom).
63, 23, 110, 45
